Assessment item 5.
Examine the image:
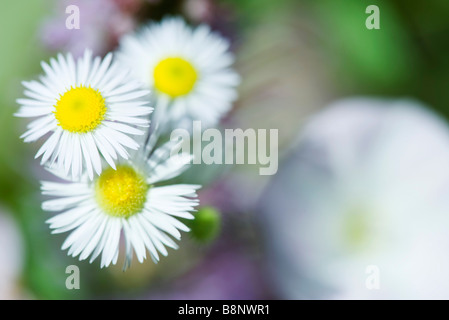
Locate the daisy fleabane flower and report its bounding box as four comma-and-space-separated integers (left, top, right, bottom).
15, 49, 153, 180
41, 139, 200, 269
116, 17, 240, 129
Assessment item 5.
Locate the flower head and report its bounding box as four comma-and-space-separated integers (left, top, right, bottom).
16, 49, 153, 180
116, 17, 240, 129
260, 98, 449, 299
42, 139, 200, 269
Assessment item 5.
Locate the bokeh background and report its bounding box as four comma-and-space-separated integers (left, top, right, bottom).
2, 0, 449, 299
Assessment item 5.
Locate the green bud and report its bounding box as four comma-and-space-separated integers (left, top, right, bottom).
188, 206, 221, 243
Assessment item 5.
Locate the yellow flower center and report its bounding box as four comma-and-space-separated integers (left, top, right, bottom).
95, 165, 149, 218
54, 86, 106, 133
342, 204, 374, 252
153, 57, 198, 97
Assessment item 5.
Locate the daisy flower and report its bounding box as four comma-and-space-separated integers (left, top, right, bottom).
42, 139, 200, 269
16, 49, 152, 180
116, 17, 240, 129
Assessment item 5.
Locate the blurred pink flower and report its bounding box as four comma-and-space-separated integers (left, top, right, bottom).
182, 0, 237, 46
0, 210, 24, 299
40, 0, 141, 57
183, 0, 214, 23
198, 173, 263, 214
145, 244, 272, 300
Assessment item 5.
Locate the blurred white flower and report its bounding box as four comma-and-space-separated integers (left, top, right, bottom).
0, 210, 23, 299
260, 98, 449, 299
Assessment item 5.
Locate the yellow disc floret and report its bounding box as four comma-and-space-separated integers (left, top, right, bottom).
54, 86, 106, 133
95, 165, 149, 218
153, 57, 198, 97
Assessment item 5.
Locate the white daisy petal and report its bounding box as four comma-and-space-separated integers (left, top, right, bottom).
71, 135, 82, 178
64, 134, 74, 175
137, 214, 179, 250
61, 211, 101, 251
68, 212, 104, 257
92, 132, 117, 169
46, 204, 95, 229
77, 49, 92, 85
104, 122, 145, 136
97, 128, 130, 159
83, 133, 102, 176
123, 219, 146, 263
36, 128, 62, 163
22, 80, 54, 98
108, 105, 153, 117
148, 153, 193, 184
101, 218, 122, 267
89, 219, 113, 264
141, 210, 182, 240
78, 216, 108, 260
79, 135, 94, 180
129, 216, 159, 261
89, 53, 113, 88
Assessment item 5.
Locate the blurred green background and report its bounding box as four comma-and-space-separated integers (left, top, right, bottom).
1, 0, 449, 299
